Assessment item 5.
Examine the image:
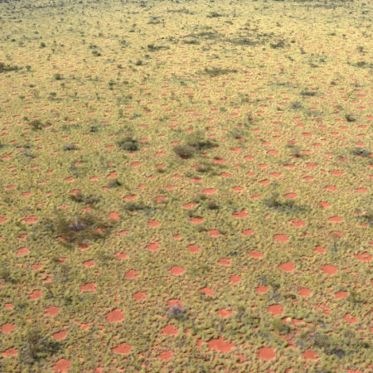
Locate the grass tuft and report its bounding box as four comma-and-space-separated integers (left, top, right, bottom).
117, 136, 140, 152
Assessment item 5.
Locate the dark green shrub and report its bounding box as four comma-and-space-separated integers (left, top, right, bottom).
174, 144, 195, 159
117, 137, 140, 152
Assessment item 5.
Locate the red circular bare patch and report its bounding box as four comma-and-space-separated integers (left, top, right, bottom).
344, 313, 358, 324
133, 291, 147, 302
0, 216, 8, 224
187, 244, 201, 253
80, 283, 96, 293
230, 275, 241, 284
278, 262, 295, 273
314, 246, 327, 254
170, 266, 185, 276
290, 219, 305, 228
218, 258, 231, 266
302, 349, 319, 360
182, 202, 198, 209
52, 330, 68, 341
29, 290, 43, 300
207, 337, 235, 353
202, 188, 217, 195
108, 211, 120, 222
82, 260, 95, 268
242, 229, 254, 236
256, 285, 269, 294
2, 347, 18, 358
159, 350, 174, 361
16, 247, 29, 256
190, 217, 204, 224
321, 265, 338, 275
208, 229, 221, 237
354, 252, 372, 262
106, 308, 124, 323
115, 252, 129, 260
218, 309, 233, 318
112, 343, 132, 355
148, 219, 160, 228
335, 290, 348, 299
147, 241, 160, 252
1, 323, 16, 334
328, 215, 343, 223
45, 306, 60, 317
298, 288, 312, 297
125, 270, 139, 280
273, 234, 289, 243
267, 304, 283, 316
319, 201, 330, 208
201, 287, 214, 297
324, 185, 337, 191
249, 251, 264, 260
53, 358, 71, 372
257, 347, 276, 361
284, 192, 297, 199
22, 215, 38, 225
162, 324, 179, 336
232, 210, 248, 218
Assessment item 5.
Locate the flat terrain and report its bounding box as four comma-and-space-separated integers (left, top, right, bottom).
0, 0, 372, 372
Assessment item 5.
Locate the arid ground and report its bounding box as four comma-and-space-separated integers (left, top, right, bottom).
0, 0, 372, 372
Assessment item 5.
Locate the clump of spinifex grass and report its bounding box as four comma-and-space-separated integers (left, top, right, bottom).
287, 144, 307, 159
63, 143, 79, 151
117, 136, 140, 152
167, 305, 187, 321
174, 131, 218, 159
203, 66, 238, 77
27, 119, 52, 131
107, 179, 122, 188
207, 11, 224, 18
43, 212, 111, 247
69, 192, 100, 205
299, 331, 371, 358
0, 62, 21, 73
264, 192, 307, 213
345, 113, 357, 122
20, 328, 61, 367
355, 208, 373, 227
0, 263, 18, 284
352, 147, 371, 158
300, 89, 317, 97
173, 144, 195, 159
193, 195, 220, 211
271, 319, 292, 335
195, 160, 225, 175
124, 202, 156, 214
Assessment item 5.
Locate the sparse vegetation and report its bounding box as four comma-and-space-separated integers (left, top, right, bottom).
0, 0, 371, 372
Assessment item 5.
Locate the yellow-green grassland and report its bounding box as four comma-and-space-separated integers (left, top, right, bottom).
0, 0, 372, 372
